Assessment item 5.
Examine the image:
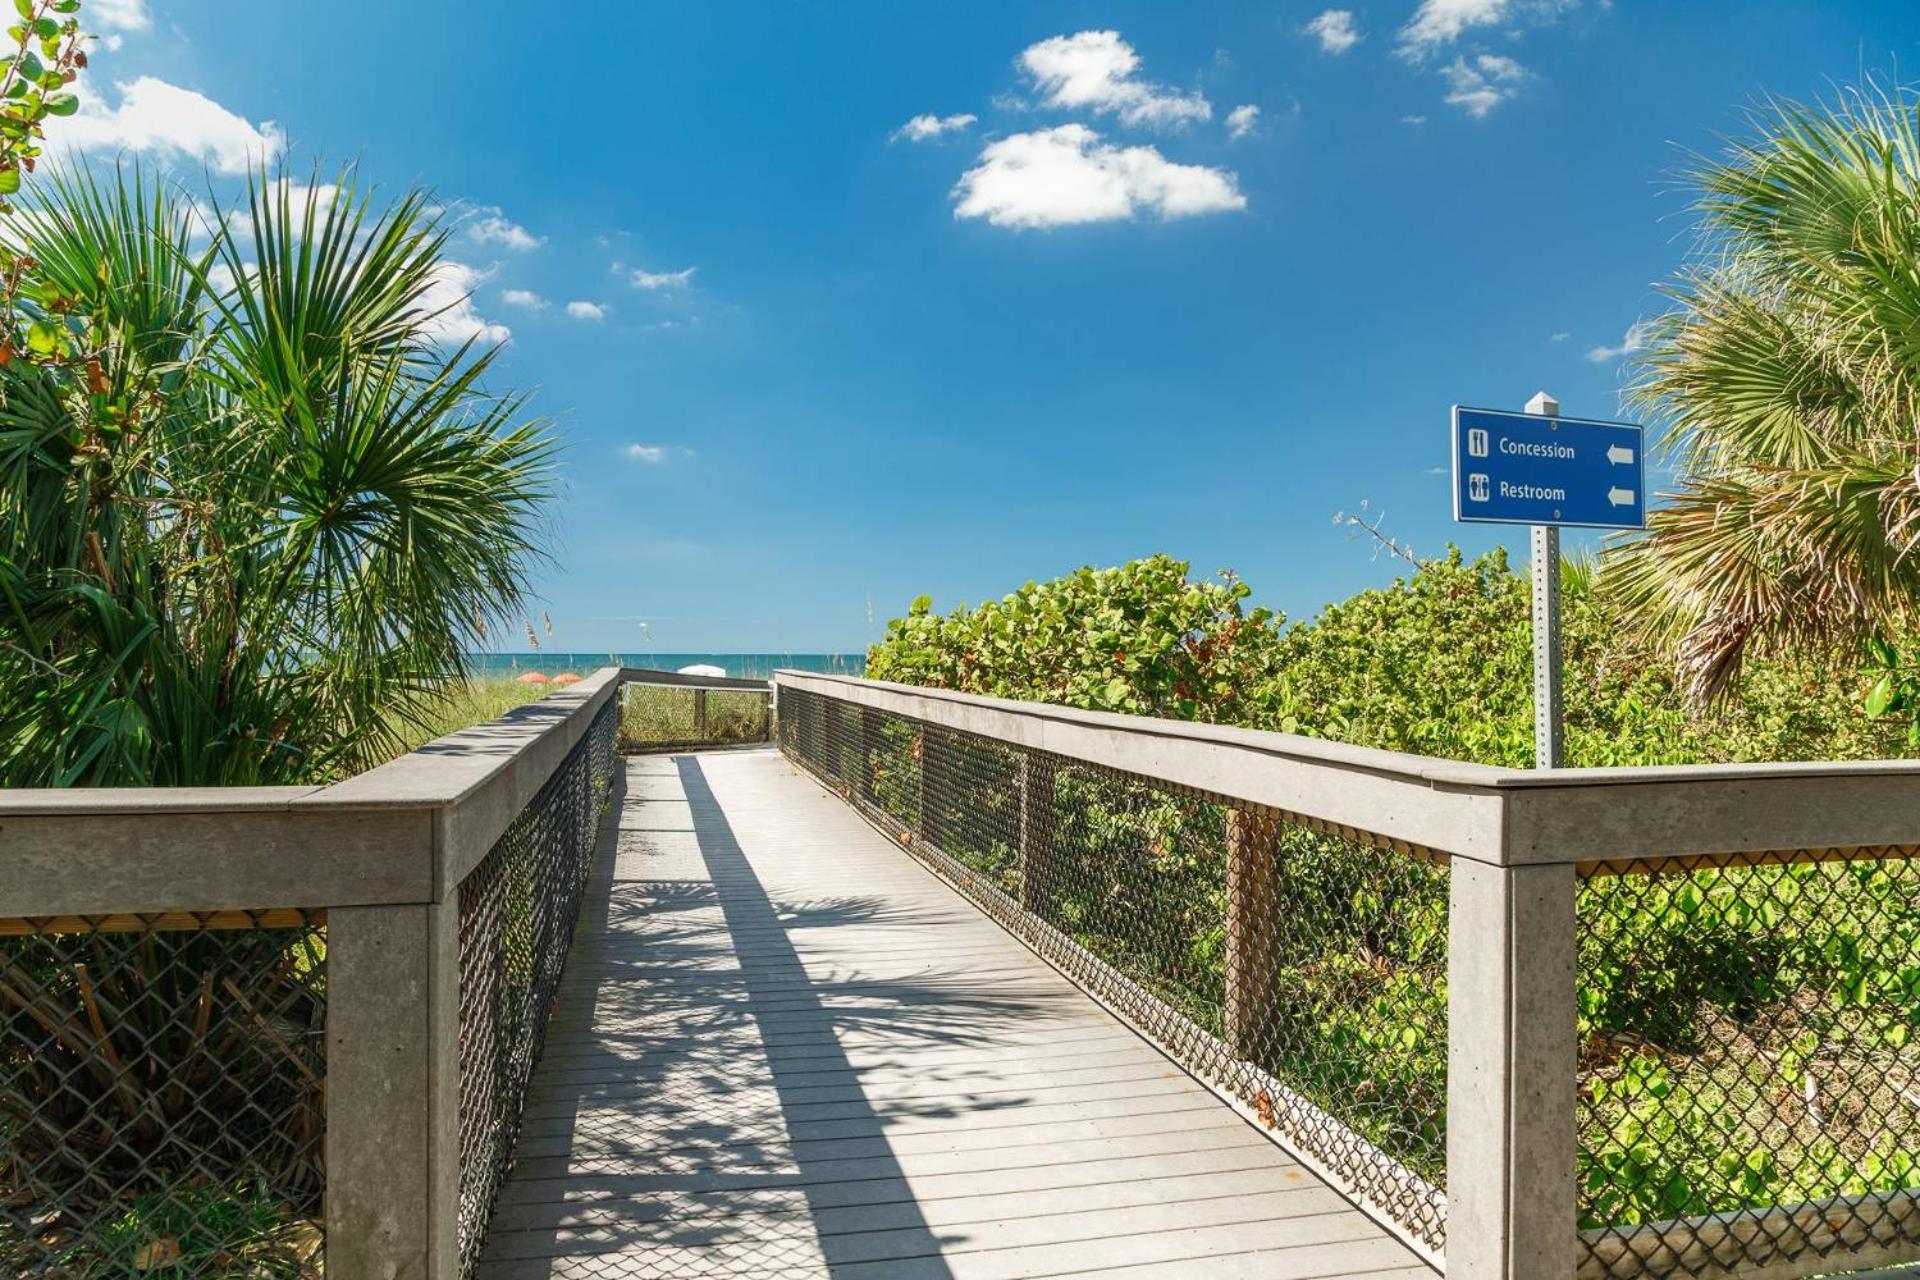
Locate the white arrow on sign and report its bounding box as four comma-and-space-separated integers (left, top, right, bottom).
1607, 486, 1636, 507
1607, 444, 1635, 465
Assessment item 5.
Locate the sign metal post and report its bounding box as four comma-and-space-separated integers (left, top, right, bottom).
1525, 392, 1564, 769
1450, 392, 1646, 770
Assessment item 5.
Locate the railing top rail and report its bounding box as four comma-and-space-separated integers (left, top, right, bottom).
774, 668, 1512, 787
0, 785, 320, 817
773, 669, 1508, 862
310, 666, 624, 891
619, 666, 772, 692
775, 670, 1920, 867
0, 667, 627, 917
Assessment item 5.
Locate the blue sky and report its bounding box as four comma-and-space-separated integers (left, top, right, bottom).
58, 1, 1918, 652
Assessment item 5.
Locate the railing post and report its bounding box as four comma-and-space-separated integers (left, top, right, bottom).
915, 724, 931, 845
860, 707, 881, 801
1446, 858, 1577, 1280
1017, 753, 1054, 914
693, 688, 709, 741
1225, 807, 1280, 1059
325, 896, 462, 1280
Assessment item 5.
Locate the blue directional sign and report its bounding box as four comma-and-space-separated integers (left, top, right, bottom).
1452, 405, 1645, 530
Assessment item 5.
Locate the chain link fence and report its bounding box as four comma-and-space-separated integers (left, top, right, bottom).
455, 693, 619, 1278
777, 685, 1451, 1256
1576, 851, 1920, 1279
0, 911, 327, 1278
619, 684, 770, 752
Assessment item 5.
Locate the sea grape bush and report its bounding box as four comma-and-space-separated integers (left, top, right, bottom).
1256, 546, 1904, 768
864, 552, 1920, 1234
1578, 859, 1920, 1226
864, 554, 1288, 724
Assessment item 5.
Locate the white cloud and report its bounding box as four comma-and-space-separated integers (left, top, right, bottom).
565, 300, 606, 320
1225, 104, 1260, 139
1440, 54, 1528, 117
1587, 320, 1652, 363
466, 208, 543, 251
500, 289, 548, 310
1400, 0, 1508, 55
1549, 330, 1570, 342
1400, 114, 1429, 125
952, 123, 1245, 229
893, 112, 978, 143
58, 76, 281, 174
625, 442, 692, 464
418, 261, 510, 346
89, 0, 149, 30
1398, 0, 1576, 59
1303, 10, 1362, 54
630, 266, 696, 289
1018, 31, 1210, 130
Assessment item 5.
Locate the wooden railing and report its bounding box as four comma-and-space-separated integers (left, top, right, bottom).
0, 666, 758, 1280
773, 669, 1920, 1280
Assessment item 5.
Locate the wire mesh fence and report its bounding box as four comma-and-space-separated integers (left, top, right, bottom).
1576, 851, 1920, 1279
0, 911, 327, 1278
777, 684, 1451, 1255
455, 693, 619, 1278
619, 684, 770, 751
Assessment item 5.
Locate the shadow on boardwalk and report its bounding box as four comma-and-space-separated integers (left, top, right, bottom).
475, 754, 1065, 1278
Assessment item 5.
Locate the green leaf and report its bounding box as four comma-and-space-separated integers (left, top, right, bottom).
10, 0, 30, 21
1868, 673, 1896, 718
42, 90, 71, 115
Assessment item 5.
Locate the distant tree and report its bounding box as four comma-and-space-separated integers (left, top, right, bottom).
1609, 82, 1920, 705
0, 166, 556, 784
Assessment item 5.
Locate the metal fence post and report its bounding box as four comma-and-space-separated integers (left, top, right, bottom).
1017, 753, 1054, 914
325, 897, 463, 1280
860, 707, 881, 802
1446, 858, 1577, 1280
1225, 808, 1279, 1059
916, 724, 933, 847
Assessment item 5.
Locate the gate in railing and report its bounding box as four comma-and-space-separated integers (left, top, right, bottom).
774, 668, 1920, 1280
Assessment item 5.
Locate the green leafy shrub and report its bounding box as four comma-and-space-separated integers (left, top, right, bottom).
1255, 547, 1905, 768
865, 554, 1287, 722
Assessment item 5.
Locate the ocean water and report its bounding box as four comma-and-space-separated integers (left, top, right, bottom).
465, 652, 866, 680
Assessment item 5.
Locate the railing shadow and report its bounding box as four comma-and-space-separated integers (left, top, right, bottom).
474, 753, 1073, 1276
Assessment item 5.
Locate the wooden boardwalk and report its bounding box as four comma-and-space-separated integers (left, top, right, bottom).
476, 747, 1436, 1280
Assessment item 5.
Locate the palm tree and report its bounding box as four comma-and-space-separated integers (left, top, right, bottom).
1608, 83, 1920, 703
0, 165, 556, 784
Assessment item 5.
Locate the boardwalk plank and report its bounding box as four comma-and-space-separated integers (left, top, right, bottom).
474, 748, 1434, 1280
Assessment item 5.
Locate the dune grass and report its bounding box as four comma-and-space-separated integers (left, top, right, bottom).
395, 677, 772, 758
